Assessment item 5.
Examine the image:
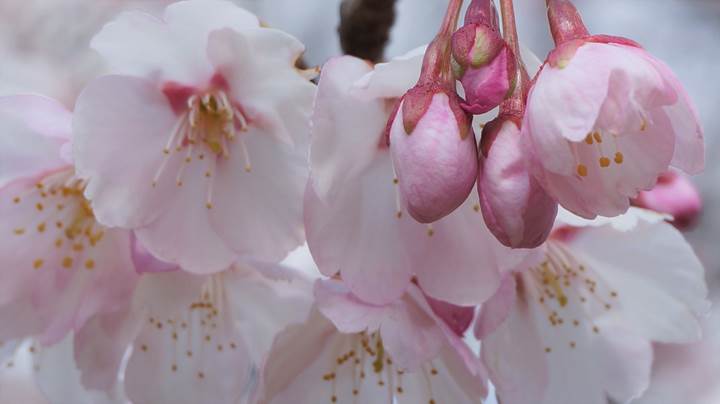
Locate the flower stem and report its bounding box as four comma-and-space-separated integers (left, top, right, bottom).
498, 0, 528, 116
419, 0, 465, 84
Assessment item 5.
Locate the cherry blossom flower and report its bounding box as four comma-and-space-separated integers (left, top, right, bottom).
633, 171, 702, 230
74, 262, 313, 404
477, 208, 709, 404
0, 95, 138, 346
73, 0, 315, 273
522, 0, 704, 219
257, 278, 486, 404
307, 53, 527, 306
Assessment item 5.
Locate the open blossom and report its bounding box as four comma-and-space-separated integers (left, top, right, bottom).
0, 95, 138, 346
522, 0, 704, 219
477, 208, 708, 404
307, 53, 527, 306
73, 262, 313, 404
73, 0, 315, 273
257, 278, 486, 404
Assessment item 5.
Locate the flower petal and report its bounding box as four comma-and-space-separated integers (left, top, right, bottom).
309, 56, 388, 199
91, 0, 259, 83
73, 75, 180, 229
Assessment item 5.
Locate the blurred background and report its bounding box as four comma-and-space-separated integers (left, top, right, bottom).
0, 0, 717, 402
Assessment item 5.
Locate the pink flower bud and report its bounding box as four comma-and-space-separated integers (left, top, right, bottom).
478, 117, 557, 248
451, 0, 515, 114
389, 86, 478, 223
633, 171, 702, 230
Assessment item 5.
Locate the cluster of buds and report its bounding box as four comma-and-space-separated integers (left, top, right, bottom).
387, 0, 704, 247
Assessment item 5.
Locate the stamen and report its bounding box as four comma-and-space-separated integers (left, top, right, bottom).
239, 138, 252, 172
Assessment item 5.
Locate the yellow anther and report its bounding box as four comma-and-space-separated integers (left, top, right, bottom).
62, 257, 73, 269
599, 157, 611, 168
584, 134, 593, 144
85, 259, 95, 270
592, 132, 603, 143
576, 164, 588, 177
33, 259, 44, 270
614, 152, 624, 165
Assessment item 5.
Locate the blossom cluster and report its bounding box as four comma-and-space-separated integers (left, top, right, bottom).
0, 0, 709, 403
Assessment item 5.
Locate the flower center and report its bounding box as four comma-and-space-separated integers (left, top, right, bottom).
522, 242, 620, 354
11, 169, 103, 272
322, 332, 440, 403
572, 130, 627, 178
152, 89, 251, 209
137, 275, 242, 380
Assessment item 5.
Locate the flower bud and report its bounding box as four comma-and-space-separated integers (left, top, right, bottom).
633, 171, 702, 230
451, 0, 516, 114
389, 85, 477, 223
477, 116, 557, 248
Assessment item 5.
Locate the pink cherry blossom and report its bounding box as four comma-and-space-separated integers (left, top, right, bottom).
257, 278, 487, 404
73, 0, 315, 274
306, 54, 528, 306
477, 208, 709, 404
522, 2, 704, 219
633, 171, 702, 230
74, 262, 313, 403
0, 95, 138, 346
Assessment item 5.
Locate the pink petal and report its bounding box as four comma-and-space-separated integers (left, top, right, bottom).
304, 153, 416, 305
91, 0, 259, 84
309, 56, 388, 200
73, 75, 180, 229
0, 95, 71, 140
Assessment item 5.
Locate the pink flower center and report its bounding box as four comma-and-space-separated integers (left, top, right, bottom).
11, 169, 104, 272
321, 332, 440, 403
152, 89, 251, 209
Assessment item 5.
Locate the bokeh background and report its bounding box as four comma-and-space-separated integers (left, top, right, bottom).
0, 0, 717, 402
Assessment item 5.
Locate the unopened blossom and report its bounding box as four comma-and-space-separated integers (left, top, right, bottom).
0, 95, 138, 346
633, 171, 702, 230
73, 0, 315, 273
451, 0, 515, 114
74, 262, 313, 404
477, 208, 708, 404
522, 0, 704, 219
257, 279, 487, 404
387, 0, 478, 223
307, 54, 527, 306
478, 117, 557, 248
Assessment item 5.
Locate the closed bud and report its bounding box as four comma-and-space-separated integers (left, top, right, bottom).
477, 116, 557, 248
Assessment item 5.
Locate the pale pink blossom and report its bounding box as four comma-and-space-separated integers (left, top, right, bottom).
477, 208, 708, 404
74, 262, 313, 404
0, 95, 138, 346
633, 171, 702, 229
73, 0, 315, 274
522, 3, 704, 219
307, 54, 527, 306
257, 278, 487, 404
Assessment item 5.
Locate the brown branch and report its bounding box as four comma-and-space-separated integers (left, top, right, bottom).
338, 0, 397, 63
